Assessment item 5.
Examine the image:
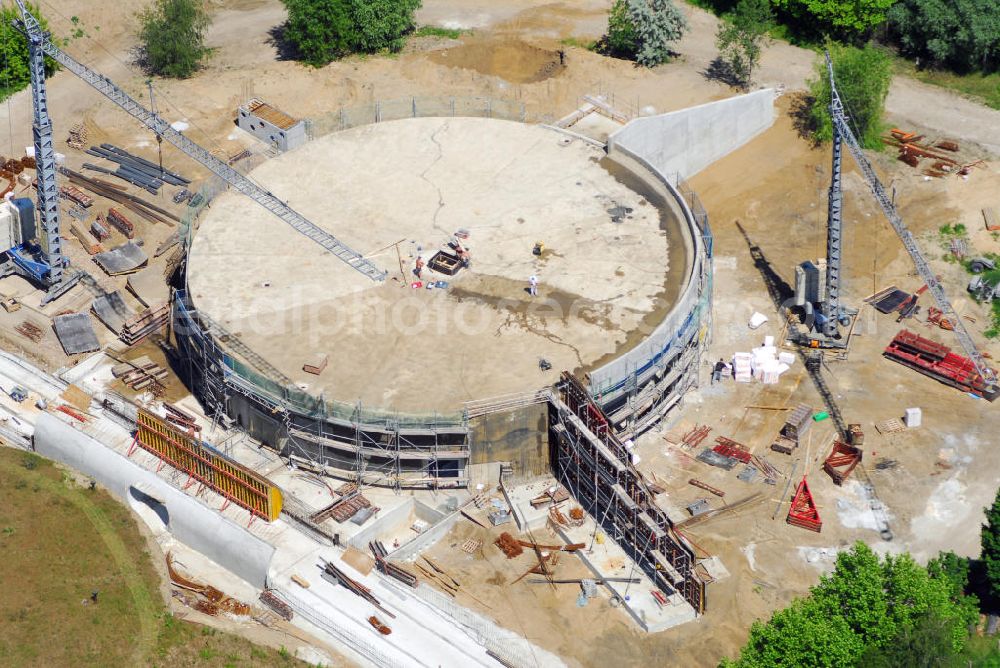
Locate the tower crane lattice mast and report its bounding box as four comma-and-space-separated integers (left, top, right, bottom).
824, 51, 996, 387
8, 0, 82, 302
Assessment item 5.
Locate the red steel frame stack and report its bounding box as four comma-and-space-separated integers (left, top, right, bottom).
786, 476, 822, 532
823, 441, 862, 486
884, 329, 999, 401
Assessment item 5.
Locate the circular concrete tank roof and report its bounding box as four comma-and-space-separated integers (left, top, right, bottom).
187, 117, 680, 413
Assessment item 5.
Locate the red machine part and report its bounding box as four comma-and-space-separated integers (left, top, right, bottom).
884, 329, 999, 401
926, 307, 954, 330
786, 477, 822, 533
713, 437, 752, 464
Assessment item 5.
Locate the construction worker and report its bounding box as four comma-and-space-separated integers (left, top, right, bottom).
414, 256, 424, 280
529, 274, 539, 297
712, 358, 726, 384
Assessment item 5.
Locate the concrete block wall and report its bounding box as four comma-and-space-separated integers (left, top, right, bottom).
236, 108, 307, 152
608, 88, 777, 179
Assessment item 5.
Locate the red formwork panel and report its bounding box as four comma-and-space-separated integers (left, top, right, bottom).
823, 440, 862, 486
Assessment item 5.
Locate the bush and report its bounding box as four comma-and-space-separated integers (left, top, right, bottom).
722, 542, 980, 667
604, 0, 688, 67
138, 0, 210, 78
808, 44, 892, 149
771, 0, 895, 42
715, 0, 774, 89
888, 0, 1000, 73
0, 3, 56, 101
281, 0, 421, 67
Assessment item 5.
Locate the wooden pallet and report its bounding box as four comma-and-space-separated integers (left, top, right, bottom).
875, 418, 906, 435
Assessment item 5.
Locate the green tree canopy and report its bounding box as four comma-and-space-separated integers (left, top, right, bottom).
604, 0, 688, 67
138, 0, 211, 79
721, 542, 980, 667
281, 0, 421, 67
981, 486, 1000, 606
888, 0, 1000, 73
771, 0, 895, 41
808, 44, 892, 150
0, 3, 56, 101
715, 0, 773, 89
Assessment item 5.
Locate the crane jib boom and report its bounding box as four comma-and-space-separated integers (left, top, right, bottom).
14, 3, 385, 283
824, 52, 996, 386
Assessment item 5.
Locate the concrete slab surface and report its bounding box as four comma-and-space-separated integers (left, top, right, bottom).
189, 117, 680, 413
94, 241, 149, 275
52, 312, 101, 355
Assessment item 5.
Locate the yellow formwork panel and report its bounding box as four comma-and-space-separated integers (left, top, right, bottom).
136, 409, 282, 521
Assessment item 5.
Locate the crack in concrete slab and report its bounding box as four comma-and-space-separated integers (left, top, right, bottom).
419, 121, 450, 236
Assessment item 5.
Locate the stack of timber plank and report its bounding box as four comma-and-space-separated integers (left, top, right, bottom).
71, 222, 102, 255
120, 303, 169, 345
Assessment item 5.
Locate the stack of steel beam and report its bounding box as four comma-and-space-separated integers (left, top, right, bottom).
82, 143, 190, 194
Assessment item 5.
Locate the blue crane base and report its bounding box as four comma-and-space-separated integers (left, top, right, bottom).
5, 245, 83, 304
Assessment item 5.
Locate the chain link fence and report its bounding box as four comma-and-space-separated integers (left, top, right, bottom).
306, 96, 527, 138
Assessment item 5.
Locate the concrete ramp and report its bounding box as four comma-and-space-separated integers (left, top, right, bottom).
609, 88, 777, 179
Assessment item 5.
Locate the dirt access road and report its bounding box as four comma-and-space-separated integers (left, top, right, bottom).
5, 0, 997, 160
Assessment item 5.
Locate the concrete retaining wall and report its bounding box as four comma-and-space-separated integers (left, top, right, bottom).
469, 403, 549, 481
608, 89, 776, 179
33, 413, 275, 588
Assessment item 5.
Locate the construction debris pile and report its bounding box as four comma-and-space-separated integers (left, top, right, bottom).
15, 320, 43, 343
310, 482, 380, 525
60, 166, 181, 227
884, 128, 984, 179
111, 355, 168, 394
368, 540, 418, 588
167, 552, 252, 617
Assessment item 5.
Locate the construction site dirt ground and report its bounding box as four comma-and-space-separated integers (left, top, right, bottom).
2, 0, 1000, 666
409, 100, 1000, 667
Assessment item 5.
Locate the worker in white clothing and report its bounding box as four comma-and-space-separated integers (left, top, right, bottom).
528, 274, 539, 296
